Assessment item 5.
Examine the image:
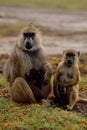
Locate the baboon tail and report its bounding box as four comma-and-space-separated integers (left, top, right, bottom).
78, 97, 87, 103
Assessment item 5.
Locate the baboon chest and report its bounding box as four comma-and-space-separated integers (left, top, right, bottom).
58, 69, 73, 83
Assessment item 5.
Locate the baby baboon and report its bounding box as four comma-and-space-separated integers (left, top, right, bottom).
4, 24, 52, 103
53, 49, 87, 110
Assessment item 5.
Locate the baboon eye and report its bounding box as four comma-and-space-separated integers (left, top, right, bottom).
23, 33, 35, 39
66, 54, 75, 57
23, 33, 29, 37
66, 53, 75, 56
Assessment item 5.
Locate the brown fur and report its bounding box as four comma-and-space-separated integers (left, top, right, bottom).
4, 24, 52, 103
53, 49, 87, 110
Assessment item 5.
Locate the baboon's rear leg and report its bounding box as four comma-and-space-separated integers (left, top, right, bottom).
10, 77, 36, 103
66, 86, 79, 110
42, 84, 51, 99
40, 84, 51, 106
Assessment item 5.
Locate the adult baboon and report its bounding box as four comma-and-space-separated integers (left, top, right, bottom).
4, 24, 52, 103
53, 49, 87, 110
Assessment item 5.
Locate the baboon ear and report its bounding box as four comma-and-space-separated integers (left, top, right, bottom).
63, 50, 65, 55
78, 51, 80, 57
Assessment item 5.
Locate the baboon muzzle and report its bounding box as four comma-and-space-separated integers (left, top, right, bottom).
67, 60, 72, 65
26, 42, 33, 49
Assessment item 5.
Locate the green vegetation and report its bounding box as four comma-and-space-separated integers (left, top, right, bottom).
0, 97, 87, 130
0, 0, 87, 9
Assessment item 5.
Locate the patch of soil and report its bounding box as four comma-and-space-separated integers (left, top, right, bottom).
74, 103, 87, 116
0, 7, 87, 54
0, 7, 87, 32
0, 35, 87, 55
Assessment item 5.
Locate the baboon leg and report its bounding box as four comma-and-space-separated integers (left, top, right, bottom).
42, 84, 51, 99
48, 76, 55, 99
66, 86, 79, 110
10, 77, 36, 103
40, 84, 51, 106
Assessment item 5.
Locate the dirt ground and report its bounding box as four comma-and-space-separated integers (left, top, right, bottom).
0, 6, 87, 55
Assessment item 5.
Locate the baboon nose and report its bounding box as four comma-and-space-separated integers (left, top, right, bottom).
26, 42, 33, 49
67, 60, 72, 65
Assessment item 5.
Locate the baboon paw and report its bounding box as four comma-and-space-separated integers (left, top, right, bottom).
48, 94, 55, 99
64, 105, 73, 111
41, 99, 51, 106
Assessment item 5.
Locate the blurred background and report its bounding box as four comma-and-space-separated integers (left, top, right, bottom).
0, 0, 87, 55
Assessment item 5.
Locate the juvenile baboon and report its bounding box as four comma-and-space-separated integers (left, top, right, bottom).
4, 24, 52, 103
53, 49, 87, 110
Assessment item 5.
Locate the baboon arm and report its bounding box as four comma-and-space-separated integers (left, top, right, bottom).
4, 55, 21, 85
43, 62, 53, 81
53, 75, 59, 98
64, 70, 80, 87
56, 64, 63, 80
53, 65, 61, 98
4, 59, 10, 82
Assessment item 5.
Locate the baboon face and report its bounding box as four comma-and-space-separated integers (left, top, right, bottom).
65, 53, 75, 66
23, 32, 35, 50
17, 24, 42, 51
63, 49, 80, 67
